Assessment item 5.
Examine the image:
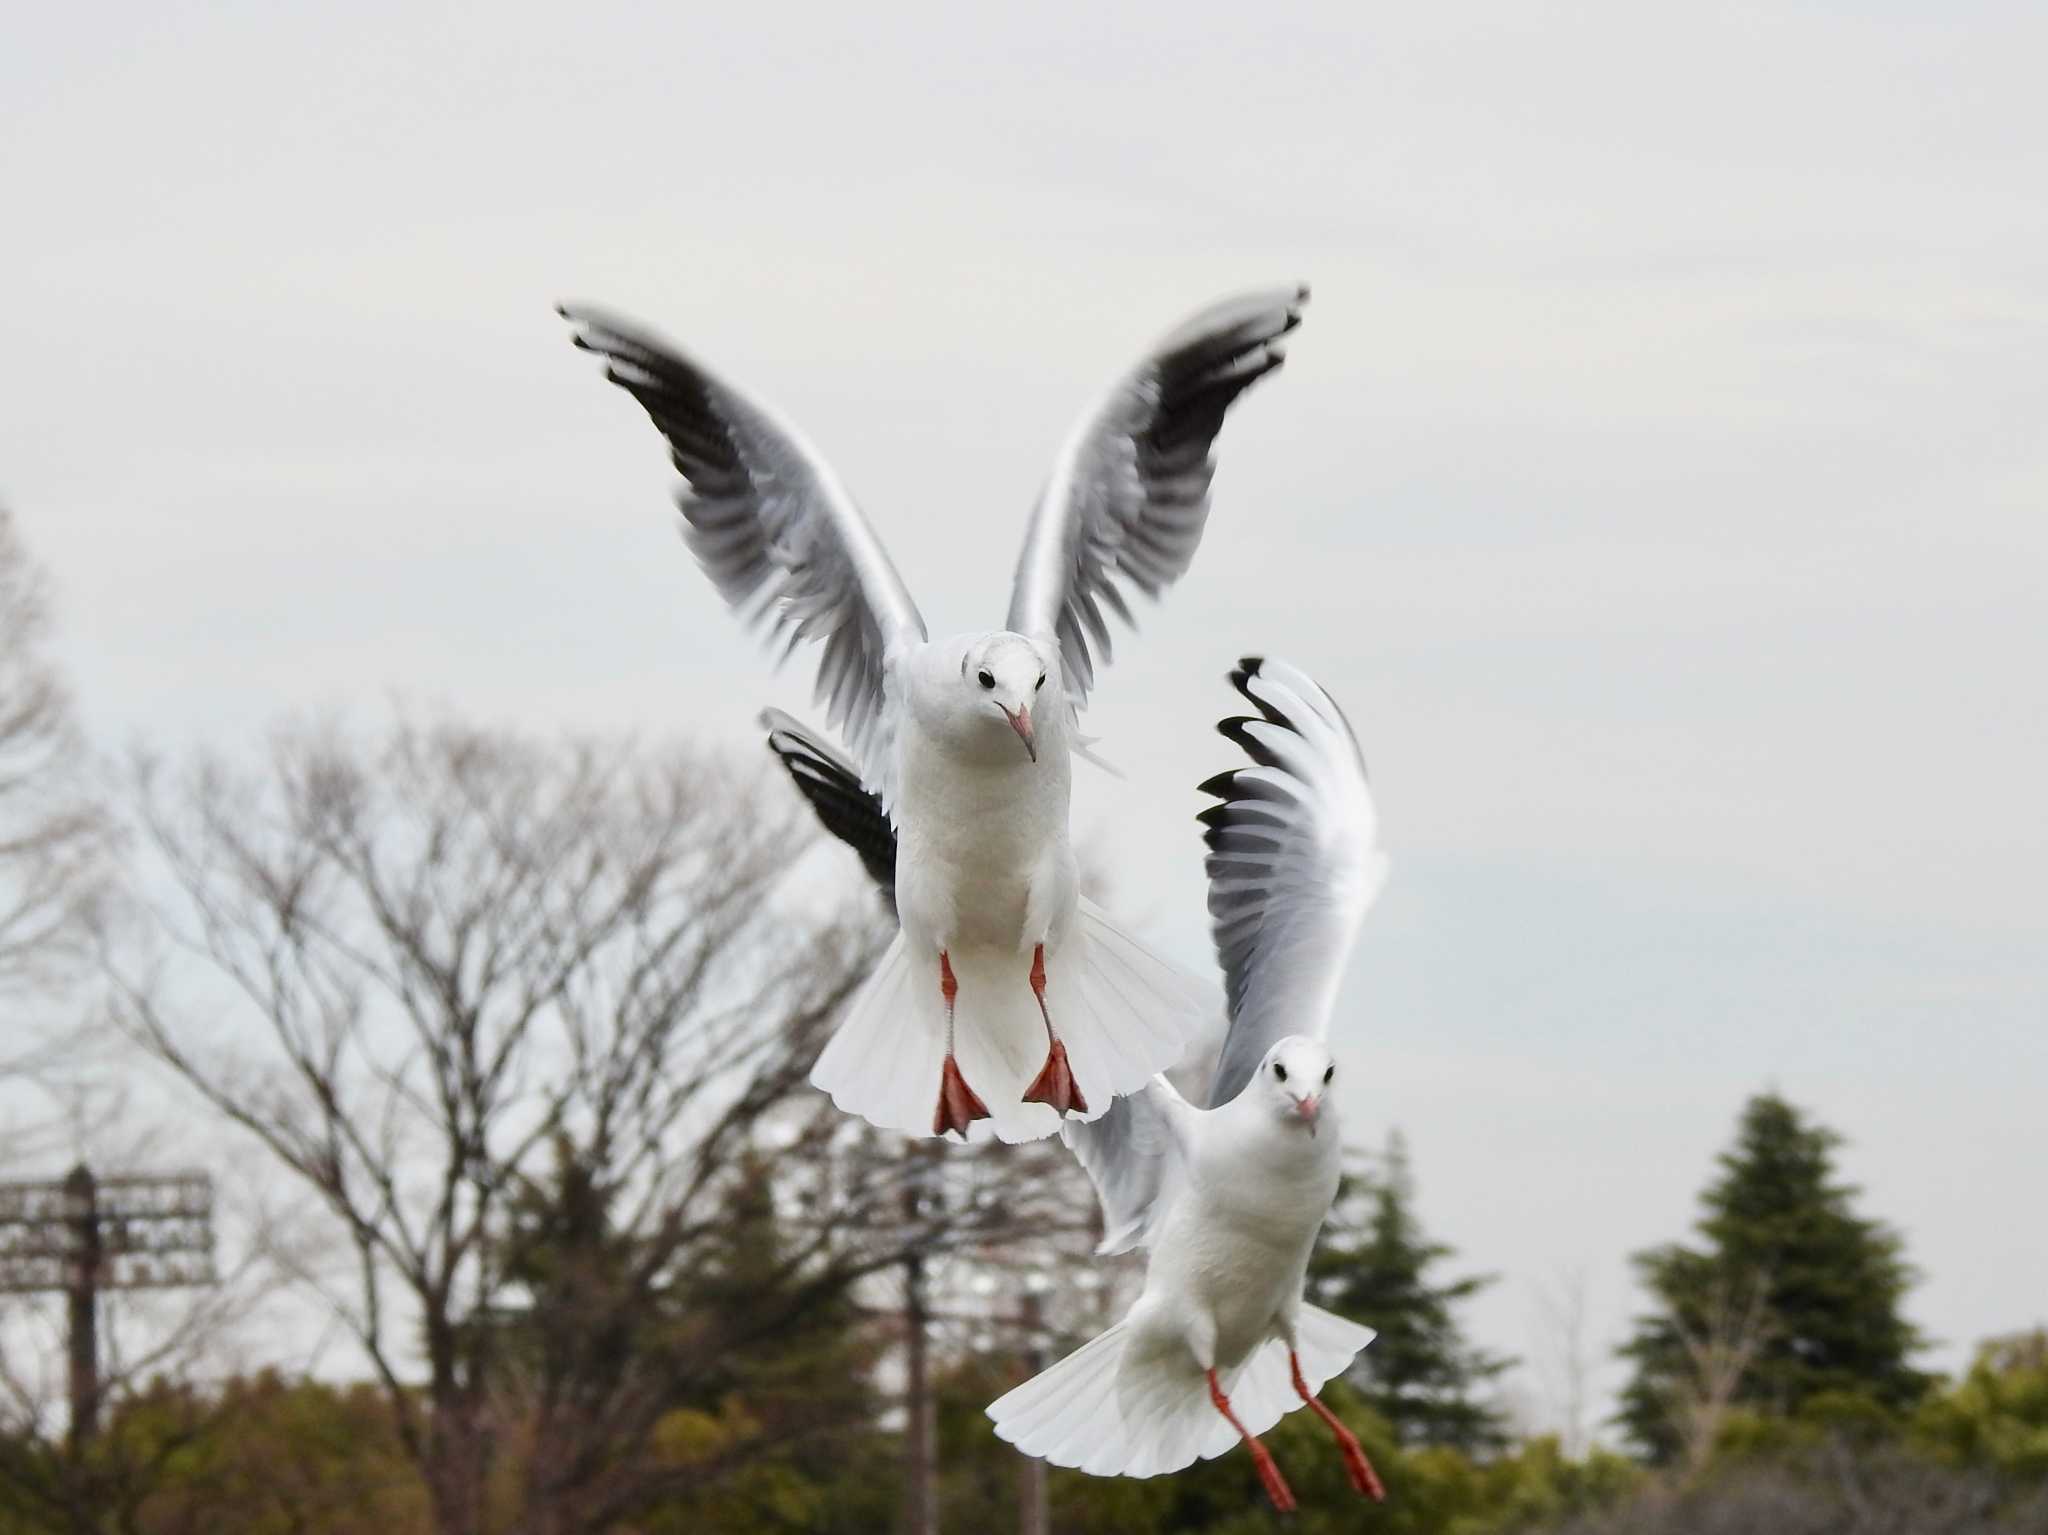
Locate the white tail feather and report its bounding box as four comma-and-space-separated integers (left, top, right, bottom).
987, 1303, 1375, 1479
810, 899, 1209, 1141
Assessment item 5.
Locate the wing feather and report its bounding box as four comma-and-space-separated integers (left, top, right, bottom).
1006, 286, 1309, 707
562, 304, 926, 805
1200, 658, 1388, 1108
1059, 1075, 1198, 1254
761, 709, 897, 908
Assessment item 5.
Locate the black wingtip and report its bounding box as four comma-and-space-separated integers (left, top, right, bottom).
1217, 716, 1286, 769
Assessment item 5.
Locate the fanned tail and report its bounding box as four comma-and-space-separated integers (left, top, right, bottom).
808, 900, 1212, 1141
986, 1304, 1375, 1479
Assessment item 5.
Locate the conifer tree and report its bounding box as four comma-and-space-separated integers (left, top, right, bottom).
1309, 1131, 1513, 1452
1618, 1092, 1930, 1461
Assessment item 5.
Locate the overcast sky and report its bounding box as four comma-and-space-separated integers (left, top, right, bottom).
5, 0, 2044, 1437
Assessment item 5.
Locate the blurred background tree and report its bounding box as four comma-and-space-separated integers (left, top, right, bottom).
0, 505, 111, 1143
1617, 1092, 1930, 1464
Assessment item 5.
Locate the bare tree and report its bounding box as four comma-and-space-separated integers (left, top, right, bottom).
1529, 1264, 1595, 1457
1665, 1271, 1777, 1477
0, 507, 109, 1121
107, 716, 1077, 1535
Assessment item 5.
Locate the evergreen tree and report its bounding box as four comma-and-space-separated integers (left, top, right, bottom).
1308, 1131, 1513, 1453
1617, 1092, 1931, 1461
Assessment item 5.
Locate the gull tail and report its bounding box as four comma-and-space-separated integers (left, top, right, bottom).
987, 1304, 1375, 1479
809, 900, 1212, 1142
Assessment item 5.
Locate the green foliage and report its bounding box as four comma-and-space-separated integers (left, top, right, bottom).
1912, 1330, 2048, 1481
125, 1373, 428, 1535
1617, 1093, 1930, 1460
486, 1136, 892, 1529
0, 1374, 429, 1535
1309, 1131, 1514, 1453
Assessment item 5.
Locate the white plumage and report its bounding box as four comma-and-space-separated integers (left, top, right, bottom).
564, 290, 1307, 1140
988, 659, 1391, 1510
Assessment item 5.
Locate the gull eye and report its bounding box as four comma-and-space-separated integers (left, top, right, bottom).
1035, 673, 1046, 691
977, 669, 995, 689
1274, 1062, 1288, 1082
1323, 1065, 1334, 1084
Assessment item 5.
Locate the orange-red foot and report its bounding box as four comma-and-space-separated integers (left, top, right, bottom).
1290, 1352, 1386, 1502
933, 1054, 990, 1139
1209, 1369, 1296, 1514
1021, 1038, 1088, 1115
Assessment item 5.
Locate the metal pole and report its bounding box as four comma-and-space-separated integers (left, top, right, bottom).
63, 1165, 99, 1452
901, 1147, 938, 1535
1016, 1287, 1048, 1535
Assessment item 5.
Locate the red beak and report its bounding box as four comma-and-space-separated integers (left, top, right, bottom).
1002, 704, 1037, 763
1293, 1095, 1320, 1135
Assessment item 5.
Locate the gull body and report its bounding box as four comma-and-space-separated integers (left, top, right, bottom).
895, 634, 1075, 955
1131, 1038, 1344, 1379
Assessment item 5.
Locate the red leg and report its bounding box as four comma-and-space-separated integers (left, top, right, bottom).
932, 952, 989, 1138
1207, 1369, 1296, 1514
1290, 1352, 1385, 1502
1020, 944, 1088, 1115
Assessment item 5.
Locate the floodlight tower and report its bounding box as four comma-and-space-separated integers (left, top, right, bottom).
0, 1163, 216, 1447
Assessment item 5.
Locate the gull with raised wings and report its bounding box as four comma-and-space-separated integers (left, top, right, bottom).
563, 289, 1306, 1140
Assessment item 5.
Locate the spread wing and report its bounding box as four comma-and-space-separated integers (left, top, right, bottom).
762, 709, 896, 908
1059, 1075, 1198, 1255
1006, 286, 1309, 709
1200, 658, 1388, 1109
562, 304, 926, 805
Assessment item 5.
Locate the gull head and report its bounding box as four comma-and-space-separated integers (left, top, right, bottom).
958, 632, 1054, 764
1256, 1036, 1338, 1137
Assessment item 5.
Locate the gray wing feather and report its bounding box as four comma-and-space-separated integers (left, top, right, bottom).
1200, 658, 1388, 1108
562, 304, 926, 803
1059, 1075, 1196, 1255
1006, 286, 1309, 707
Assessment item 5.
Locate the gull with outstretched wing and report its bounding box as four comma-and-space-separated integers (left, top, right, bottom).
563, 289, 1307, 1140
987, 658, 1391, 1512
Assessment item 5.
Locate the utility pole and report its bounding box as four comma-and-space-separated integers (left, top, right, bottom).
0, 1164, 216, 1448
1015, 1284, 1049, 1535
900, 1143, 939, 1535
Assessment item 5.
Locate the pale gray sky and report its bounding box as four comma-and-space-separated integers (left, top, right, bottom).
5, 0, 2044, 1436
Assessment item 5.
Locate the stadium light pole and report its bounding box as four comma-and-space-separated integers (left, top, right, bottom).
0, 1163, 216, 1449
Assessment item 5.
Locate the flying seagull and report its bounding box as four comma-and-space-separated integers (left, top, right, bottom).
562, 288, 1307, 1141
985, 658, 1391, 1512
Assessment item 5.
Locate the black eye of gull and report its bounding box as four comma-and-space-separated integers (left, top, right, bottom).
977, 669, 995, 689
1323, 1065, 1334, 1084
1274, 1062, 1288, 1082
1035, 673, 1046, 691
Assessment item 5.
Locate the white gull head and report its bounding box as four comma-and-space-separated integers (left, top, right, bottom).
1250, 1035, 1339, 1137
921, 630, 1059, 765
